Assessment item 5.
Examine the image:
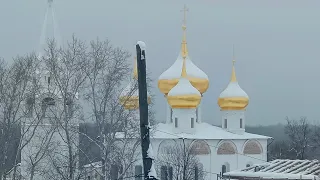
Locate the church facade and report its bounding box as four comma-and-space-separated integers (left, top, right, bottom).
118, 6, 271, 180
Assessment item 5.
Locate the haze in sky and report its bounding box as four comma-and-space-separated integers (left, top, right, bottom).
1, 0, 320, 126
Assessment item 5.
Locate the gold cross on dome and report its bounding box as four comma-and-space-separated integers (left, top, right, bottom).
181, 5, 189, 26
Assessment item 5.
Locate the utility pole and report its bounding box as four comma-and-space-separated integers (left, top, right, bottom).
136, 41, 157, 180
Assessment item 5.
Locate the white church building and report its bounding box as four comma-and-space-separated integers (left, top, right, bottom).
117, 6, 271, 180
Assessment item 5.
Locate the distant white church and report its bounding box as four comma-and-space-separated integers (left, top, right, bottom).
116, 6, 271, 180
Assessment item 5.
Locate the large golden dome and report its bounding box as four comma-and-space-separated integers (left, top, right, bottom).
167, 53, 201, 109
218, 60, 249, 110
158, 14, 209, 95
120, 57, 151, 110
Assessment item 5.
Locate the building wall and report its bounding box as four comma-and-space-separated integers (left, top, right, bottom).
21, 123, 79, 180
82, 136, 267, 180
129, 138, 267, 180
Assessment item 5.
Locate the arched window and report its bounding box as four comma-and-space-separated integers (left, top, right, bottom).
41, 97, 55, 118
243, 140, 262, 154
158, 140, 177, 155
190, 140, 211, 155
217, 141, 237, 155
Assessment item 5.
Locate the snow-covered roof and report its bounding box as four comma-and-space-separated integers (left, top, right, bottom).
219, 82, 248, 98
168, 78, 200, 96
150, 122, 270, 140
83, 161, 102, 168
224, 159, 320, 180
159, 55, 208, 80
120, 80, 150, 98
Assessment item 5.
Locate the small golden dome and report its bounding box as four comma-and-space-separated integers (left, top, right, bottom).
218, 60, 249, 110
120, 57, 151, 110
158, 7, 209, 95
167, 52, 201, 109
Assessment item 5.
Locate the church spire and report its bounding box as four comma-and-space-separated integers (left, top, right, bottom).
180, 5, 189, 58
38, 0, 61, 58
231, 45, 237, 82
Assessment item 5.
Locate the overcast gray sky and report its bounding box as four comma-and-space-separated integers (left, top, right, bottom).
1, 0, 320, 126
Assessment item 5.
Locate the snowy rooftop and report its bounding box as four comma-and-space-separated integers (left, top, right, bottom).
168, 78, 201, 96
219, 82, 248, 98
115, 122, 270, 140
159, 55, 208, 80
224, 159, 320, 180
83, 161, 102, 168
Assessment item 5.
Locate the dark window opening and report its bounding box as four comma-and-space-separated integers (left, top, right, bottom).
160, 166, 173, 180
26, 98, 34, 118
224, 119, 227, 128
222, 165, 227, 175
161, 166, 168, 180
196, 108, 199, 122
110, 165, 119, 180
41, 97, 55, 117
191, 118, 194, 128
240, 118, 243, 128
194, 166, 199, 180
135, 165, 143, 180
175, 118, 178, 128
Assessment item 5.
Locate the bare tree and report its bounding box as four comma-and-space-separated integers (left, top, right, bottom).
80, 38, 156, 180
35, 37, 88, 180
285, 116, 313, 160
311, 124, 320, 159
267, 140, 294, 161
0, 54, 40, 180
158, 140, 205, 180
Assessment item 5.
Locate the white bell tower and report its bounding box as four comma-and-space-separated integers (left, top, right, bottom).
20, 1, 79, 179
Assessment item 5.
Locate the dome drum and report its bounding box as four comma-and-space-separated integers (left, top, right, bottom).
218, 97, 249, 111
158, 77, 208, 95
120, 96, 151, 110
167, 94, 201, 109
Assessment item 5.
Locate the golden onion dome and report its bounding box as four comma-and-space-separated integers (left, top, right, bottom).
167, 52, 201, 109
218, 60, 249, 111
158, 9, 209, 95
120, 57, 151, 110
